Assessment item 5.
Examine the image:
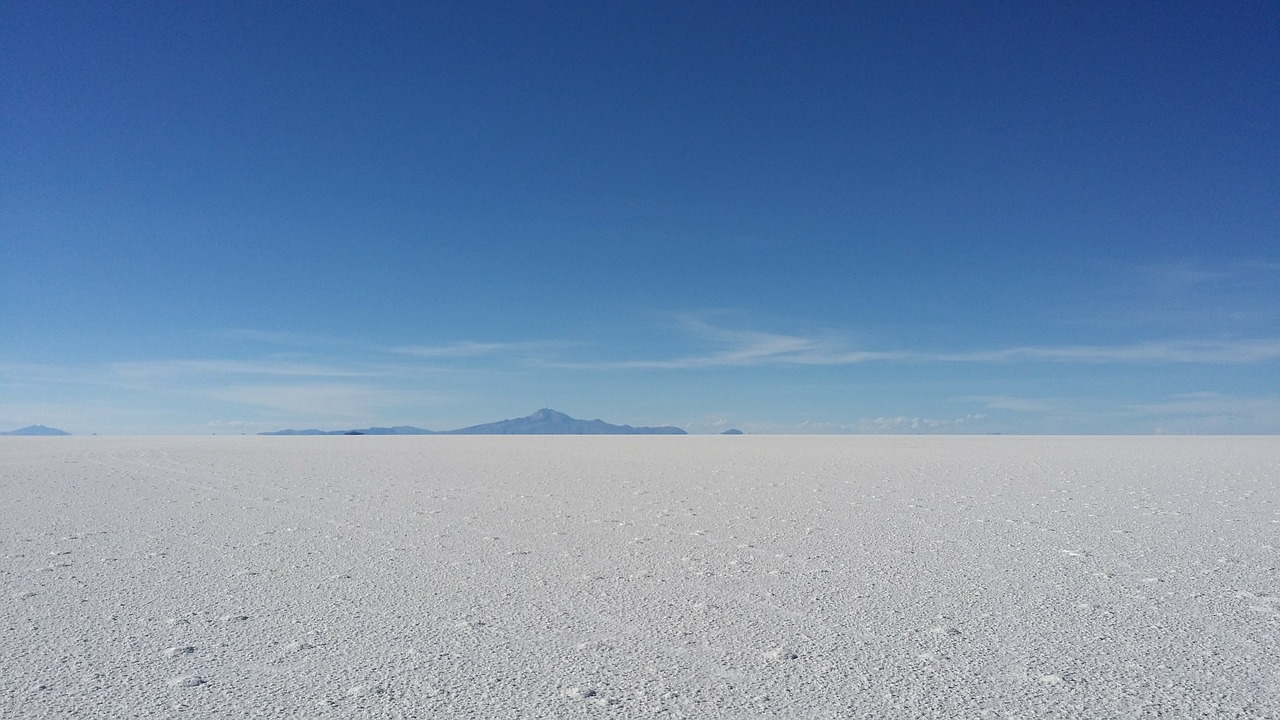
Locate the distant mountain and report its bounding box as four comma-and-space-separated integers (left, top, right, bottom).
443, 409, 686, 435
260, 409, 685, 436
0, 425, 71, 436
359, 426, 436, 435
259, 429, 334, 436
261, 426, 435, 436
720, 428, 744, 435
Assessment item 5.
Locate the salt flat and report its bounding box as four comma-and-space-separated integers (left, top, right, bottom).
1, 436, 1277, 718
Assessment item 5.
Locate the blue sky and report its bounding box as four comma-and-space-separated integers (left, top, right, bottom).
2, 1, 1278, 434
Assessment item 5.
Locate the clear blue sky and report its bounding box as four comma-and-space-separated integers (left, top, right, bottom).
3, 1, 1277, 434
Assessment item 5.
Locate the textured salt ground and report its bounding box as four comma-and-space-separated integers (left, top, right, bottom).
1, 436, 1277, 718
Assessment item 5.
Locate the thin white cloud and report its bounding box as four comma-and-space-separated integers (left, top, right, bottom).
769, 414, 988, 434
1127, 392, 1280, 419
955, 395, 1056, 413
1137, 259, 1280, 288
212, 328, 349, 347
0, 362, 114, 386
1120, 392, 1280, 433
855, 414, 987, 433
109, 359, 366, 379
559, 322, 910, 369
390, 341, 521, 358
1138, 261, 1234, 287
938, 339, 1280, 364
11, 331, 1280, 397
388, 340, 571, 359
211, 383, 441, 419
565, 318, 1280, 370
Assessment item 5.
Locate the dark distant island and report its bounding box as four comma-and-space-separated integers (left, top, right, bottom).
721, 428, 744, 435
0, 425, 71, 436
262, 408, 687, 436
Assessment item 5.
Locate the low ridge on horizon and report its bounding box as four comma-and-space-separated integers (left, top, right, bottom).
0, 425, 72, 436
261, 409, 687, 436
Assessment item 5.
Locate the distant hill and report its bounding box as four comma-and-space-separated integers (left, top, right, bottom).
259, 429, 333, 436
442, 409, 686, 435
261, 409, 685, 436
720, 428, 744, 435
261, 426, 435, 436
0, 425, 71, 436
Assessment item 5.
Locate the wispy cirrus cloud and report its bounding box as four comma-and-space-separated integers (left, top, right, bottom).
936, 339, 1280, 364
1126, 392, 1280, 419
87, 337, 1280, 385
109, 359, 368, 379
210, 383, 443, 418
954, 395, 1057, 413
1, 357, 460, 431
1120, 392, 1280, 434
558, 320, 910, 369
1136, 259, 1280, 289
564, 317, 1280, 370
212, 328, 351, 347
387, 340, 569, 359
391, 341, 515, 358
766, 414, 988, 434
855, 414, 988, 433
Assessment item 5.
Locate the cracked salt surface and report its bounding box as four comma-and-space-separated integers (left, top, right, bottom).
1, 435, 1278, 717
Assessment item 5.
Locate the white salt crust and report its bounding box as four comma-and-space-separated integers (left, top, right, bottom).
1, 435, 1277, 717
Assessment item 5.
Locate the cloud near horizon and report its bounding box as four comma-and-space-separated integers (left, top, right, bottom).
5, 318, 1280, 434
10, 328, 1280, 388
388, 340, 570, 359
109, 359, 368, 379
557, 320, 1280, 370
1124, 392, 1280, 429
210, 383, 444, 419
